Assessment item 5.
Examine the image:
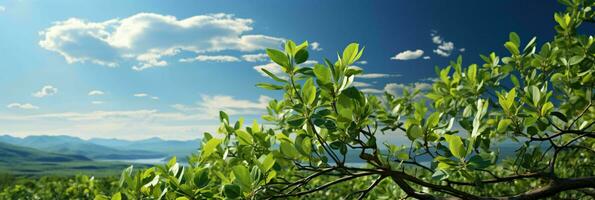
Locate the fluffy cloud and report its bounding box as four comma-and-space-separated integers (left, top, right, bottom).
179, 55, 240, 63
390, 49, 424, 60
39, 13, 284, 71
7, 103, 39, 110
352, 81, 373, 87
310, 42, 322, 51
172, 95, 270, 118
88, 90, 105, 96
423, 56, 431, 60
242, 53, 268, 62
360, 88, 384, 94
431, 31, 457, 57
91, 101, 104, 105
32, 85, 58, 98
133, 93, 159, 100
357, 60, 368, 65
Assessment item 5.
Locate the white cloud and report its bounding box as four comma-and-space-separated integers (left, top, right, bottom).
356, 73, 401, 79
242, 53, 268, 62
434, 41, 454, 57
431, 31, 457, 57
311, 42, 322, 51
423, 56, 431, 60
357, 60, 368, 65
459, 48, 466, 52
390, 49, 424, 60
91, 101, 104, 105
7, 103, 39, 110
432, 35, 442, 44
352, 81, 373, 88
0, 6, 5, 12
39, 13, 284, 71
179, 55, 240, 63
0, 109, 221, 140
172, 95, 270, 118
88, 90, 105, 96
360, 88, 384, 94
32, 85, 58, 98
134, 93, 159, 100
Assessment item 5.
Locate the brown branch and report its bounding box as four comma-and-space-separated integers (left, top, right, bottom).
267, 172, 375, 199
495, 176, 595, 200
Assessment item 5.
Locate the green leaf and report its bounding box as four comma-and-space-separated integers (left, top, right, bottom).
551, 111, 568, 122
497, 119, 512, 133
509, 32, 521, 47
261, 153, 275, 172
295, 135, 312, 156
313, 64, 332, 84
175, 197, 190, 200
444, 134, 466, 160
425, 112, 441, 128
261, 68, 287, 82
467, 64, 477, 83
530, 86, 541, 106
256, 83, 284, 90
232, 165, 252, 189
287, 115, 305, 128
284, 40, 296, 55
302, 78, 316, 105
342, 43, 359, 65
541, 102, 554, 116
202, 138, 222, 158
236, 130, 253, 145
119, 165, 133, 187
194, 170, 209, 188
266, 49, 289, 69
295, 49, 309, 64
223, 184, 241, 199
220, 111, 229, 124
406, 124, 423, 140
568, 55, 585, 65
280, 141, 300, 158
504, 41, 520, 55
111, 192, 122, 200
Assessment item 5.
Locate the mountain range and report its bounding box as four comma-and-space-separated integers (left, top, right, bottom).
0, 135, 200, 160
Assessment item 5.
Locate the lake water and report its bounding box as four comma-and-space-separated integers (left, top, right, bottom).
98, 157, 168, 165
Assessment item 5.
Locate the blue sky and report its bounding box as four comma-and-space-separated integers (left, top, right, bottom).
0, 0, 562, 140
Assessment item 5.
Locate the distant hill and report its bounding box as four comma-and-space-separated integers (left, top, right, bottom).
88, 137, 200, 158
0, 135, 165, 160
0, 141, 90, 163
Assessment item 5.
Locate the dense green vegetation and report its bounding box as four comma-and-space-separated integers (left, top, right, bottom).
1, 0, 594, 199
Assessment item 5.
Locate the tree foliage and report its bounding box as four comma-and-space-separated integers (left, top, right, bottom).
4, 1, 594, 199
106, 1, 594, 199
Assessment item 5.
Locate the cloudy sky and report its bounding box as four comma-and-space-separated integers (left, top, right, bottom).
0, 0, 561, 140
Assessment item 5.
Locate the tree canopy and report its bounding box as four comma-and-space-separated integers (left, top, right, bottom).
102, 1, 595, 199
